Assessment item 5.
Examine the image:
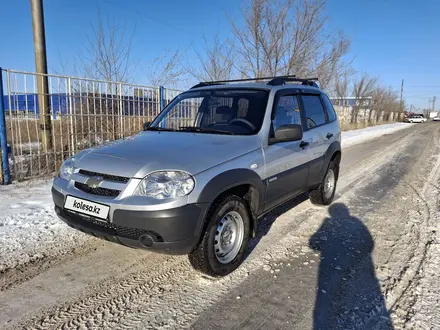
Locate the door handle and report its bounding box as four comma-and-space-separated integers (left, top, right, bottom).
300, 141, 309, 149
326, 133, 333, 140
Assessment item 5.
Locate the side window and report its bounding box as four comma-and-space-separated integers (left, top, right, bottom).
272, 95, 302, 131
302, 95, 326, 129
321, 94, 337, 122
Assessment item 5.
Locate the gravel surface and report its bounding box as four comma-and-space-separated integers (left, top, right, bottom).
0, 122, 439, 330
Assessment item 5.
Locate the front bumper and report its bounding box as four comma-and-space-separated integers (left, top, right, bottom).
52, 187, 209, 255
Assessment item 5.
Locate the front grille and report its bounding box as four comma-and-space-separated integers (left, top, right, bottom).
64, 210, 147, 240
79, 169, 130, 183
75, 182, 120, 197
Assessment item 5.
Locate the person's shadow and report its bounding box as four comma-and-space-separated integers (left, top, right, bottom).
309, 203, 394, 330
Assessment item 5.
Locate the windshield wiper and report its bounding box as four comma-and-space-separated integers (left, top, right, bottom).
179, 126, 235, 135
146, 126, 177, 132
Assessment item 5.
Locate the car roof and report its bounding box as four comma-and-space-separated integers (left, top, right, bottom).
187, 82, 322, 93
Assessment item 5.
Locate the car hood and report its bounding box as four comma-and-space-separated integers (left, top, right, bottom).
75, 131, 262, 178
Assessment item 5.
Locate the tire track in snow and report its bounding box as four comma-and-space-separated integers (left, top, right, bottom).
385, 126, 440, 327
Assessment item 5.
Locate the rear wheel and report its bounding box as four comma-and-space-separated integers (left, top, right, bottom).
189, 195, 251, 276
309, 160, 338, 205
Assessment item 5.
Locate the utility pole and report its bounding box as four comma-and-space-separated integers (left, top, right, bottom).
30, 0, 52, 151
399, 79, 404, 120
432, 96, 436, 112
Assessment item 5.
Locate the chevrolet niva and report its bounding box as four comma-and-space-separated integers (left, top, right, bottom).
52, 76, 341, 276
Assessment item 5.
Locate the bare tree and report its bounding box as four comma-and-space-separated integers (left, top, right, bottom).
351, 74, 378, 123
334, 71, 351, 106
146, 50, 185, 87
372, 86, 399, 122
74, 11, 137, 140
314, 32, 352, 90
231, 0, 351, 87
371, 87, 386, 122
79, 10, 134, 83
186, 34, 236, 81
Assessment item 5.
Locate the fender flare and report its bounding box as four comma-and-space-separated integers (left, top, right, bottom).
324, 141, 342, 175
197, 169, 265, 211
196, 169, 266, 236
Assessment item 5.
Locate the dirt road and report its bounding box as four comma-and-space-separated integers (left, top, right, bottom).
1, 123, 439, 330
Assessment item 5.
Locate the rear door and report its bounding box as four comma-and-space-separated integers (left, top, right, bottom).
299, 92, 329, 188
263, 90, 310, 211
321, 92, 341, 148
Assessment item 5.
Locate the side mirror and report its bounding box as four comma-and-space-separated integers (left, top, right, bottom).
273, 124, 303, 143
143, 121, 151, 131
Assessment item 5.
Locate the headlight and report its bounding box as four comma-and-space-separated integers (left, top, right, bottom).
59, 158, 76, 180
134, 171, 195, 199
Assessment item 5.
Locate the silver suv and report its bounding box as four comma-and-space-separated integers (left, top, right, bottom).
52, 76, 341, 276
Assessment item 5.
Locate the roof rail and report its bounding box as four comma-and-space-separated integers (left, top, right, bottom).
190, 75, 319, 89
267, 76, 319, 87
190, 76, 278, 89
190, 82, 223, 89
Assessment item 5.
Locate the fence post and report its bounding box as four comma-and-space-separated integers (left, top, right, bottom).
159, 86, 165, 111
159, 86, 166, 128
0, 68, 11, 184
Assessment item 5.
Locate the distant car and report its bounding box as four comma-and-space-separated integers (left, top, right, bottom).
405, 115, 426, 123
433, 116, 440, 121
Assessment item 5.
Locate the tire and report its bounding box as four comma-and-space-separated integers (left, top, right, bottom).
188, 195, 251, 277
309, 160, 338, 206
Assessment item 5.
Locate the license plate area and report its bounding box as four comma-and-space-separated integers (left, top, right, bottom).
64, 195, 110, 220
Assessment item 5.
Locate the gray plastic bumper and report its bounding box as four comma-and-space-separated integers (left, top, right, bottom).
52, 187, 209, 255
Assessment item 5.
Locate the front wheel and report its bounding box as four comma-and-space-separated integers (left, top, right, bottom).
189, 195, 251, 277
309, 160, 338, 205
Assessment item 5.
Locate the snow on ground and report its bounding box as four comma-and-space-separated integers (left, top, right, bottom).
0, 180, 90, 272
0, 122, 415, 273
341, 122, 414, 148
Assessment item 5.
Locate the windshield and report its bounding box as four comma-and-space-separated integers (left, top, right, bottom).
149, 89, 269, 135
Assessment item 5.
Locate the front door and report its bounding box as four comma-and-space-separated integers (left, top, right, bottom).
264, 93, 310, 211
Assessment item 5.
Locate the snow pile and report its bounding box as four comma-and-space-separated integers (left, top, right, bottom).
341, 122, 413, 149
0, 180, 89, 272
0, 122, 415, 272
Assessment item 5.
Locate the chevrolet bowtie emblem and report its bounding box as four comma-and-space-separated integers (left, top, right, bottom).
86, 176, 104, 188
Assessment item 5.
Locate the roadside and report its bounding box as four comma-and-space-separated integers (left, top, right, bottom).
1, 122, 437, 330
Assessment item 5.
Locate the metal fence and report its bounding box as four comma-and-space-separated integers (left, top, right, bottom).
0, 68, 183, 182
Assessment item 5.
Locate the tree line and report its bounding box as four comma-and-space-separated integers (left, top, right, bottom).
70, 0, 404, 123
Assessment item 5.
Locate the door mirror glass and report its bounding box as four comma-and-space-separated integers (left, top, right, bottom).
273, 124, 303, 143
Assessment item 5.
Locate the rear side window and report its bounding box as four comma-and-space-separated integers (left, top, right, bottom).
301, 95, 327, 129
321, 94, 337, 122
